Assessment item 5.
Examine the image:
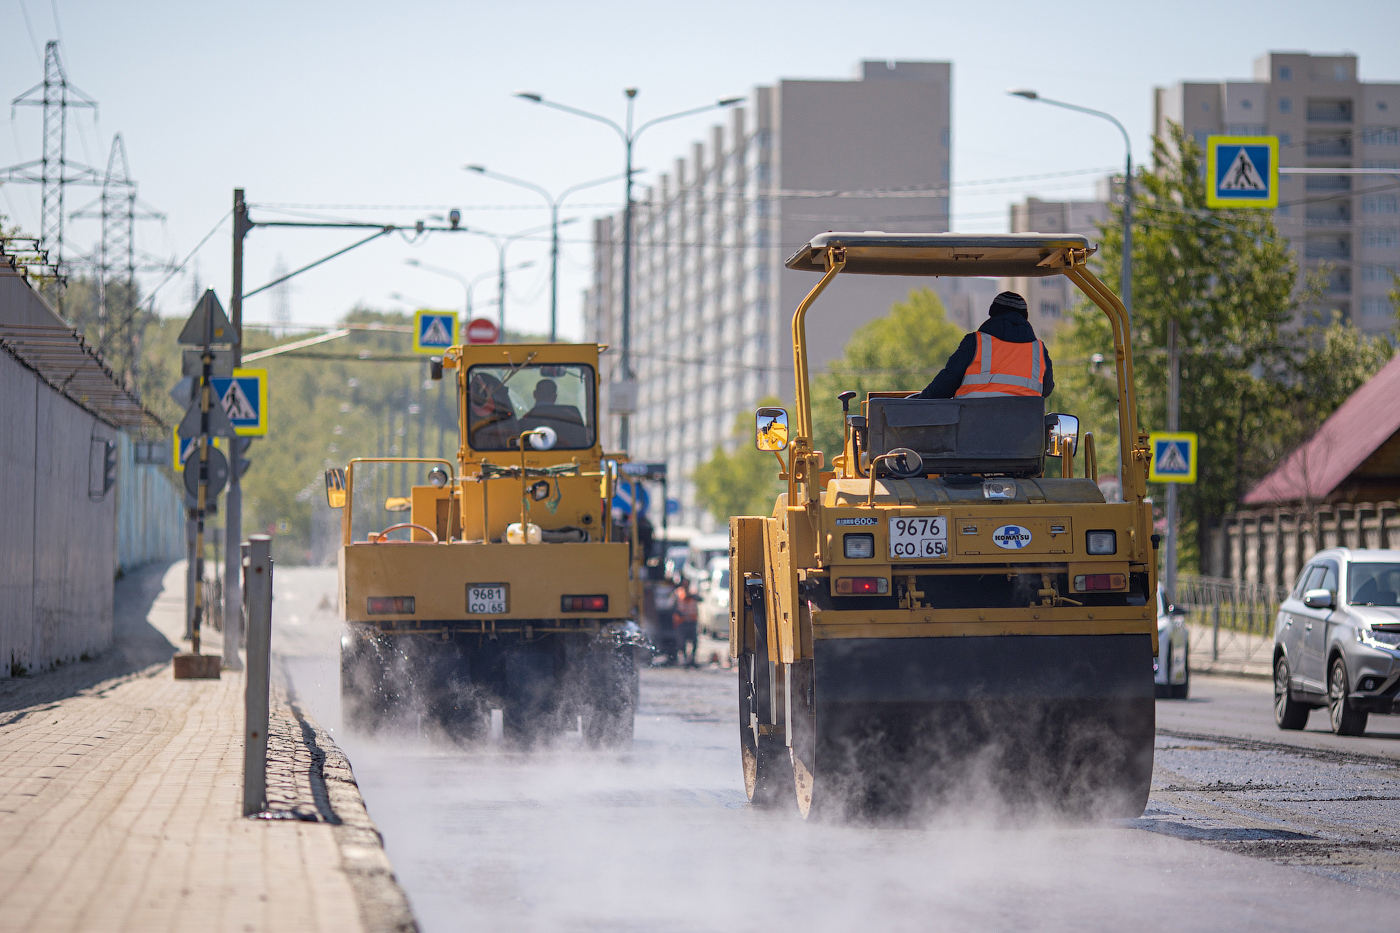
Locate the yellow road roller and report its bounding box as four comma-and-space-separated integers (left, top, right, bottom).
326, 341, 646, 746
730, 233, 1158, 819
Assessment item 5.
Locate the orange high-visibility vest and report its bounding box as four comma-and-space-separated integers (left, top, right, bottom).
955, 333, 1046, 398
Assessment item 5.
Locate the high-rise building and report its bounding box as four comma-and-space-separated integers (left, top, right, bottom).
1001, 186, 1114, 336
586, 61, 958, 528
1155, 52, 1400, 332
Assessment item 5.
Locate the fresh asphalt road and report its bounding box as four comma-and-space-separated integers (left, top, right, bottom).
270, 567, 1400, 931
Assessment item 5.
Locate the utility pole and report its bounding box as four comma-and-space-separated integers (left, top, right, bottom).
1164, 318, 1181, 598
224, 188, 251, 671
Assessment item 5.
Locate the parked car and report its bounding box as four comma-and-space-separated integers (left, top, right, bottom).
699, 557, 730, 639
687, 533, 729, 589
1156, 584, 1189, 698
1273, 548, 1400, 735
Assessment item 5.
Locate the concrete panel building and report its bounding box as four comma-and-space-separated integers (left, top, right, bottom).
1155, 51, 1400, 332
587, 61, 969, 528
1001, 186, 1114, 336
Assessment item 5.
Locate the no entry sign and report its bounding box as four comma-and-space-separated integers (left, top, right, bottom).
466, 317, 500, 344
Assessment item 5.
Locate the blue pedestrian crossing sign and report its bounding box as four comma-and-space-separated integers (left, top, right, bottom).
209, 368, 268, 436
1148, 432, 1198, 484
1206, 136, 1278, 209
413, 309, 459, 354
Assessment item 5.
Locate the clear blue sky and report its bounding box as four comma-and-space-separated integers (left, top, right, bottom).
2, 0, 1397, 339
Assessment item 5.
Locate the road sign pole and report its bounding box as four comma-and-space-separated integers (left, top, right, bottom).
1164, 319, 1180, 598
225, 188, 249, 672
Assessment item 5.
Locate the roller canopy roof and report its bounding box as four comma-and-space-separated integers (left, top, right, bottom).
785, 232, 1095, 277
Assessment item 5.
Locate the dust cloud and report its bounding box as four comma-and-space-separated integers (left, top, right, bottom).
271, 567, 1397, 933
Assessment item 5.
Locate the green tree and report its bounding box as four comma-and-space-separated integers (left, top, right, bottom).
692, 397, 786, 522
809, 287, 964, 458
1055, 123, 1392, 570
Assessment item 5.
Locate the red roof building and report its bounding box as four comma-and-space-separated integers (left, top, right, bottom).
1244, 353, 1400, 506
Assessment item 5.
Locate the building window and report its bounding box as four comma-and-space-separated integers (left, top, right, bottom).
1336, 64, 1349, 82
940, 127, 950, 147
1361, 263, 1398, 283
1191, 130, 1210, 150
1279, 66, 1292, 81
1279, 132, 1292, 146
1363, 228, 1400, 248
1363, 126, 1400, 146
1363, 195, 1400, 214
1360, 297, 1395, 319
1279, 98, 1292, 114
1381, 101, 1391, 112
1227, 122, 1268, 136
1039, 301, 1061, 318
1364, 159, 1400, 170
942, 161, 950, 182
1241, 99, 1253, 110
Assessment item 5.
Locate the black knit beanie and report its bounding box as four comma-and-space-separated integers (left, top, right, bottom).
989, 291, 1029, 316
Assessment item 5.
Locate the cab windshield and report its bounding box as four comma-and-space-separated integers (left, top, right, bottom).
1348, 563, 1400, 607
466, 363, 596, 451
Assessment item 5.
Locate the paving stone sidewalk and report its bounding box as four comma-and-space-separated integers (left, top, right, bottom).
0, 562, 416, 933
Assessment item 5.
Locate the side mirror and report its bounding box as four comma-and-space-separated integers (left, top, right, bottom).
324, 468, 346, 509
384, 496, 411, 513
755, 407, 789, 452
1046, 413, 1080, 457
882, 447, 924, 478
1303, 588, 1334, 610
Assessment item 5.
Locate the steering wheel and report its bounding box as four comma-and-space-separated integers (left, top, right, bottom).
368, 523, 439, 544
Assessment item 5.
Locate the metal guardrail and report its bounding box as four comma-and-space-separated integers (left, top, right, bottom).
1174, 574, 1288, 667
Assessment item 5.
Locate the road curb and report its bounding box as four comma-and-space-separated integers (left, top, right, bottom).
279, 692, 419, 933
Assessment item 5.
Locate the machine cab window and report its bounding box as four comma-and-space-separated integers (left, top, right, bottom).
467, 363, 597, 451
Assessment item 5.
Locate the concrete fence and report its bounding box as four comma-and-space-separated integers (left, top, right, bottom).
1208, 502, 1400, 593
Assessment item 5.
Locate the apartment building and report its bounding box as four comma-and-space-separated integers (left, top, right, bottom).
1001, 186, 1114, 336
586, 61, 957, 528
1156, 52, 1400, 332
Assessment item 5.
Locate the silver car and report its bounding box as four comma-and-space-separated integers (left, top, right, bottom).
1155, 585, 1189, 698
1273, 547, 1400, 735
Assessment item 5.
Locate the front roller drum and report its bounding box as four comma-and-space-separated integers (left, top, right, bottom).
738, 580, 793, 809
791, 634, 1156, 821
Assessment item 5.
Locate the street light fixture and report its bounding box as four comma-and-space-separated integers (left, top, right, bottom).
1008, 89, 1134, 328
463, 165, 623, 342
514, 87, 744, 449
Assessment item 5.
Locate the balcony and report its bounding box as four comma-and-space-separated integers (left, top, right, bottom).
1307, 135, 1354, 159
1305, 236, 1351, 260
1307, 99, 1354, 123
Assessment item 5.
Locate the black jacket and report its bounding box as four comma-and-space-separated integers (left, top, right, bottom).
915, 313, 1054, 399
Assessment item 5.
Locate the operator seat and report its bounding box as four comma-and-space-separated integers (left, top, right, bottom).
866, 395, 1047, 476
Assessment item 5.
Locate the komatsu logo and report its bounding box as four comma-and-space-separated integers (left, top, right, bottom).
992, 524, 1032, 549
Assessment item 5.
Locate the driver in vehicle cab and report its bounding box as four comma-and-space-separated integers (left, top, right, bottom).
916, 291, 1055, 400
468, 371, 520, 449
520, 378, 589, 448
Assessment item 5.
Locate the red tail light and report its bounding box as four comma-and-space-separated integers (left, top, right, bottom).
562, 595, 608, 612
1073, 573, 1126, 592
835, 577, 889, 595
367, 596, 415, 614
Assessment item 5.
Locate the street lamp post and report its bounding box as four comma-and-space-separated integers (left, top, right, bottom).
1011, 89, 1135, 503
464, 166, 624, 342
1009, 90, 1134, 329
404, 258, 536, 321
514, 88, 743, 449
403, 259, 469, 315
474, 221, 569, 340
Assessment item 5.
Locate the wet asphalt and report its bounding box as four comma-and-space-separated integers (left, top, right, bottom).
270, 567, 1400, 931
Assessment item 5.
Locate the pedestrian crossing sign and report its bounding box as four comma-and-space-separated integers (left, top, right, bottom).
413, 309, 458, 354
1148, 431, 1198, 484
209, 368, 268, 436
1206, 136, 1278, 209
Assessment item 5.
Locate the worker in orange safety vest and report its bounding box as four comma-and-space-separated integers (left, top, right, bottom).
915, 291, 1054, 399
